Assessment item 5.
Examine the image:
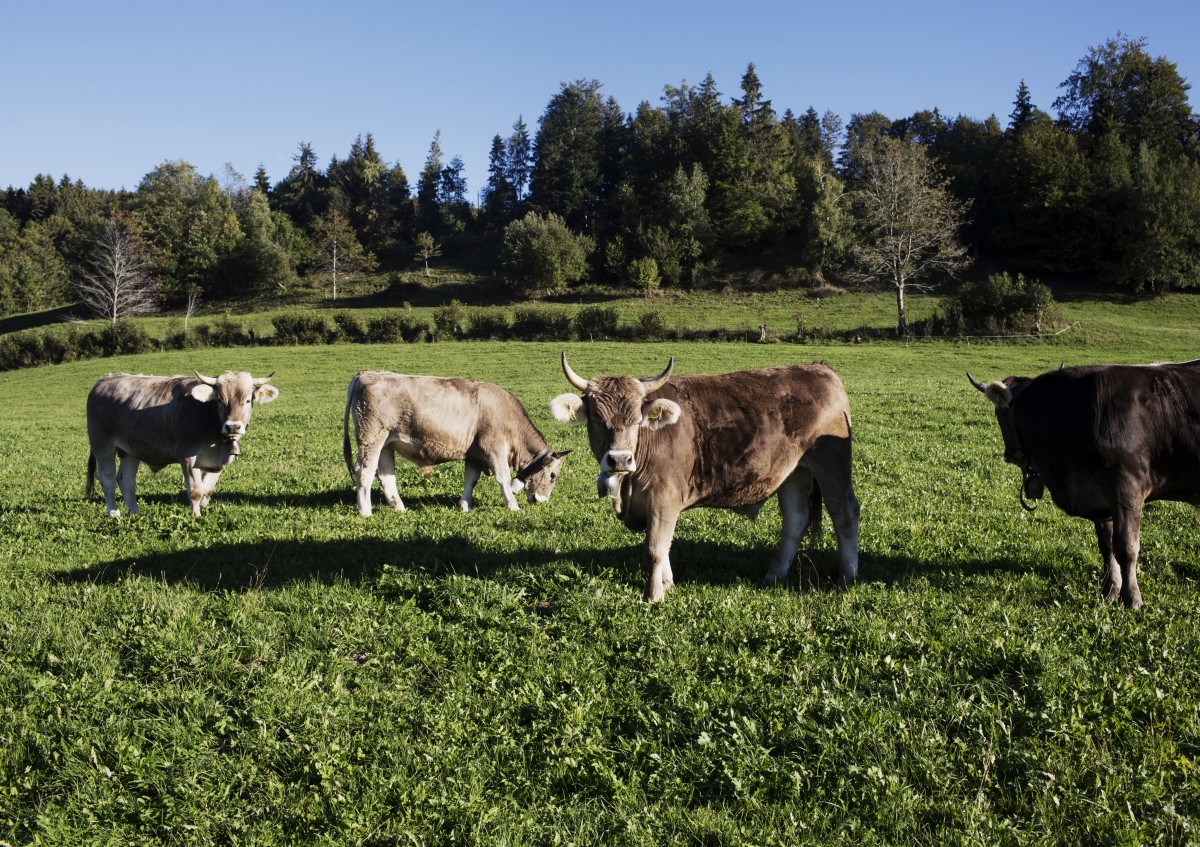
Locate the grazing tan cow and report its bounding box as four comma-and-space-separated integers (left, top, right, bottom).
344, 370, 569, 514
551, 353, 860, 601
86, 370, 279, 517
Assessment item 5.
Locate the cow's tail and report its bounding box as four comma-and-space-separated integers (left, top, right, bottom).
343, 376, 357, 480
86, 453, 96, 498
807, 479, 824, 544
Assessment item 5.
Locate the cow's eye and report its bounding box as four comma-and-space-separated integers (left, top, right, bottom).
550, 473, 557, 481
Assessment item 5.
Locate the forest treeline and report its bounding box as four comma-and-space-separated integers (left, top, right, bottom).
2, 33, 1198, 325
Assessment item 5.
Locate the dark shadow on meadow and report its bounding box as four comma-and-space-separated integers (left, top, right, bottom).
48, 520, 1070, 602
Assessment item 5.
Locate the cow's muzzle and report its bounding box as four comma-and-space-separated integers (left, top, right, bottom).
223, 422, 246, 439
601, 450, 636, 474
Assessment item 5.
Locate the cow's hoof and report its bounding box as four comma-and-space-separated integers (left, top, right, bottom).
108, 509, 121, 519
458, 500, 471, 512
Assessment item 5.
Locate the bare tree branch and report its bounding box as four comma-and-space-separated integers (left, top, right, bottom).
849, 138, 970, 335
75, 217, 160, 326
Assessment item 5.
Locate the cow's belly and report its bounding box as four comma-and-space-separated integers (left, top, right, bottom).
113, 434, 187, 471
1047, 474, 1113, 520
388, 431, 467, 468
690, 469, 791, 511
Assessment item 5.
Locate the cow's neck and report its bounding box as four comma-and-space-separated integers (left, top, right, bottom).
512, 422, 549, 475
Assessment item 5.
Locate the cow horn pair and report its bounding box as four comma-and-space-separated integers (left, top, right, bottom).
561, 352, 674, 392
194, 370, 276, 387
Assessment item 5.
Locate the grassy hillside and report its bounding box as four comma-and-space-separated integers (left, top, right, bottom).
1, 311, 1199, 842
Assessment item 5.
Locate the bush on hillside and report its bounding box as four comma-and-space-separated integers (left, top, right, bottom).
574, 305, 620, 340
501, 212, 594, 295
272, 313, 329, 345
511, 306, 572, 341
941, 272, 1055, 336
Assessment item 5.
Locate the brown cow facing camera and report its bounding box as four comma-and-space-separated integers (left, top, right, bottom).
551, 353, 860, 601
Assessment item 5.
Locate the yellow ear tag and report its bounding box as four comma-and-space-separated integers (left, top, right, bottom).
647, 409, 661, 421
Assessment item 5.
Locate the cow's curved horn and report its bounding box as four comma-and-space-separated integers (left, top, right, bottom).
562, 352, 588, 390
252, 371, 277, 387
194, 371, 218, 386
641, 357, 675, 392
966, 371, 987, 393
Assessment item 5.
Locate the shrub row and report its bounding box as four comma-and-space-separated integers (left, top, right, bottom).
0, 279, 1061, 372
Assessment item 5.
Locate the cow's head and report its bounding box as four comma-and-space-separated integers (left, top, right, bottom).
968, 371, 1035, 466
511, 449, 571, 504
551, 353, 681, 476
192, 371, 279, 439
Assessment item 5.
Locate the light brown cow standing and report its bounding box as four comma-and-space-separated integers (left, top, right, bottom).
343, 370, 569, 515
86, 371, 280, 517
551, 354, 860, 601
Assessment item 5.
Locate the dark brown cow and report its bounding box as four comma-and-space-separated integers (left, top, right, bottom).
551, 353, 860, 601
970, 360, 1200, 609
86, 371, 279, 517
344, 370, 569, 515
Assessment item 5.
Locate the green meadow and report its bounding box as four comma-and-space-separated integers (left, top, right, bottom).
1, 293, 1199, 844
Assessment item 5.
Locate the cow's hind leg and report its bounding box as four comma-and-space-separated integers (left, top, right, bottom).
374, 445, 405, 513
822, 477, 860, 588
94, 448, 121, 517
117, 454, 141, 515
460, 463, 482, 511
762, 471, 812, 587
1096, 519, 1123, 603
1112, 506, 1144, 611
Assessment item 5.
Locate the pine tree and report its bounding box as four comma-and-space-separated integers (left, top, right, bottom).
484, 135, 518, 228
416, 131, 444, 235
1009, 80, 1035, 133
506, 116, 534, 203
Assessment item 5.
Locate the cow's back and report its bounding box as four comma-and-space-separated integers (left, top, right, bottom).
351, 371, 487, 462
1017, 362, 1200, 511
88, 374, 218, 467
636, 364, 851, 509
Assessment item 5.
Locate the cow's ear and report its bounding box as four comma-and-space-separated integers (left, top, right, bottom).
254, 384, 280, 404
983, 381, 1012, 410
550, 393, 586, 424
190, 383, 216, 403
641, 398, 682, 430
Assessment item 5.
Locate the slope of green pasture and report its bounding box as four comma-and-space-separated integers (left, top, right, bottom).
1, 333, 1198, 845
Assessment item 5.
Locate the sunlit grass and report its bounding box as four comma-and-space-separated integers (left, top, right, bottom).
2, 321, 1199, 844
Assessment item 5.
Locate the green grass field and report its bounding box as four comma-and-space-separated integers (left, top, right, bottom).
2, 300, 1199, 843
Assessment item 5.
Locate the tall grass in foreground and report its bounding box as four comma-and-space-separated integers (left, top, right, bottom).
1, 332, 1198, 845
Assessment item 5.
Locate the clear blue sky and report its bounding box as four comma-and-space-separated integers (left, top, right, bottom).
4, 0, 1198, 200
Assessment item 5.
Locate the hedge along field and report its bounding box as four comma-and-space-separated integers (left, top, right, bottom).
1, 336, 1199, 845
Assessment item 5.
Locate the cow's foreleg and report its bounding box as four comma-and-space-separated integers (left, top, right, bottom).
491, 459, 520, 511
460, 463, 482, 511
198, 470, 223, 507
117, 455, 141, 515
643, 508, 679, 602
95, 450, 121, 517
181, 460, 205, 517
763, 473, 811, 587
1096, 519, 1123, 603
